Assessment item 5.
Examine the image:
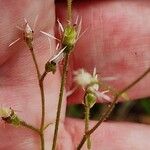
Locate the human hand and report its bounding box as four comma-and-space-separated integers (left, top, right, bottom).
0, 0, 150, 149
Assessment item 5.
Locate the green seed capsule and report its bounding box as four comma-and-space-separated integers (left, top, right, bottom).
62, 25, 77, 53
45, 61, 56, 74
85, 93, 96, 108
10, 114, 21, 126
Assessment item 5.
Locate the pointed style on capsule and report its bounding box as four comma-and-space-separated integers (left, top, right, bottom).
40, 31, 60, 41
8, 38, 21, 47
57, 19, 64, 33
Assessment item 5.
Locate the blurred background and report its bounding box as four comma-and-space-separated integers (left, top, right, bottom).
66, 97, 150, 124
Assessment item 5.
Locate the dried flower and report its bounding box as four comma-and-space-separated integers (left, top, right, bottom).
74, 68, 98, 88
0, 107, 12, 118
74, 68, 111, 105
9, 17, 38, 49
49, 45, 66, 64
45, 44, 66, 74
0, 107, 21, 126
23, 19, 34, 50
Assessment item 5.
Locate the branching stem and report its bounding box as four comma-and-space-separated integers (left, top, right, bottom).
77, 67, 150, 150
29, 48, 46, 130
20, 121, 40, 134
21, 121, 45, 150
29, 48, 47, 150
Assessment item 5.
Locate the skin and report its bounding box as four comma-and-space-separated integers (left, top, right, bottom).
0, 0, 150, 149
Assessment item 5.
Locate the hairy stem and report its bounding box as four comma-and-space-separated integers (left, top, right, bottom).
77, 67, 150, 150
67, 0, 73, 22
85, 105, 91, 150
52, 53, 69, 150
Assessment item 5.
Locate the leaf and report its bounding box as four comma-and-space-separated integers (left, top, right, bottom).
140, 99, 150, 114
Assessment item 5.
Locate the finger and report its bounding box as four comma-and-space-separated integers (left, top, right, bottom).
0, 0, 55, 65
65, 118, 150, 150
56, 0, 150, 103
0, 0, 66, 149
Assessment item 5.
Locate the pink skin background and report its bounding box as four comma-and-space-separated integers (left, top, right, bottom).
0, 0, 150, 149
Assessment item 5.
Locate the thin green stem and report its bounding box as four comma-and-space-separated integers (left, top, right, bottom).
20, 121, 40, 134
67, 0, 73, 22
52, 53, 69, 150
43, 122, 53, 131
77, 67, 150, 150
30, 48, 41, 81
40, 71, 47, 82
84, 105, 91, 150
39, 80, 45, 131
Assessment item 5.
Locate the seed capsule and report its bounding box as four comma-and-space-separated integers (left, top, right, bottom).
62, 25, 77, 53
0, 107, 21, 126
85, 93, 96, 108
24, 19, 34, 50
